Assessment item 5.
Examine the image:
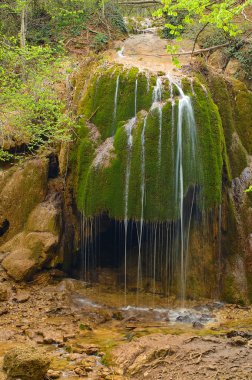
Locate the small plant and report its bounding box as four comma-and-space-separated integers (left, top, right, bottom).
92, 33, 109, 52
245, 185, 252, 193
79, 323, 92, 331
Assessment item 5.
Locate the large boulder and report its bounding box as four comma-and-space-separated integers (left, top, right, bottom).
1, 232, 58, 281
0, 159, 48, 246
0, 186, 62, 281
26, 202, 61, 235
3, 346, 50, 380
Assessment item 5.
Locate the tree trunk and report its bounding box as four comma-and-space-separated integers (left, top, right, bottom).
20, 6, 27, 48
102, 0, 105, 17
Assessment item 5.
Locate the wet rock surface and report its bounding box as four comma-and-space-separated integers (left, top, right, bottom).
113, 333, 252, 379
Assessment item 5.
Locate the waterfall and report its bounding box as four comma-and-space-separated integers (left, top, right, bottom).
175, 82, 197, 301
118, 46, 125, 58
152, 77, 162, 103
135, 79, 138, 116
124, 79, 138, 300
78, 72, 205, 304
112, 75, 120, 135
170, 81, 175, 160
137, 116, 147, 292
152, 78, 163, 166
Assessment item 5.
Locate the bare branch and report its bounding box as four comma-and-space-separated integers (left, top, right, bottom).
174, 42, 230, 56
126, 42, 230, 57
191, 22, 209, 58
242, 9, 252, 23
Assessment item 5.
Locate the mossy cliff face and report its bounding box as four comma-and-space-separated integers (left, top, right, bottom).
200, 70, 252, 304
72, 64, 252, 302
74, 66, 225, 221
203, 72, 251, 179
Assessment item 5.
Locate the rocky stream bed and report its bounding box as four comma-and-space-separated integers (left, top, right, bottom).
0, 270, 252, 380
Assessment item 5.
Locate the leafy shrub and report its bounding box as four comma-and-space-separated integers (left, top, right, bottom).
162, 11, 187, 39
105, 2, 128, 34
225, 41, 252, 80
92, 33, 109, 51
0, 35, 73, 162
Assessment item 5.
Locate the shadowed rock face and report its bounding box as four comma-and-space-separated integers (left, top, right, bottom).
0, 158, 48, 245
0, 157, 65, 281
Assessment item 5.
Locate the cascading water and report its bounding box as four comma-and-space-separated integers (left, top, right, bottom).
152, 78, 163, 166
124, 79, 138, 300
78, 72, 208, 304
137, 115, 147, 293
112, 75, 120, 135
174, 82, 197, 300
124, 116, 136, 298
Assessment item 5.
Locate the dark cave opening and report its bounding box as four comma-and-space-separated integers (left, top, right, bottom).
0, 219, 10, 237
70, 185, 205, 294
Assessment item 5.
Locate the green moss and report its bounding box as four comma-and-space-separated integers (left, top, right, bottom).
75, 137, 95, 210
204, 72, 248, 178
192, 80, 225, 208
222, 274, 246, 305
229, 133, 248, 178
228, 78, 252, 155
77, 66, 155, 140
74, 68, 226, 222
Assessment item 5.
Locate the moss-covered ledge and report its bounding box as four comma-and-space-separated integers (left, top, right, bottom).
72, 66, 227, 222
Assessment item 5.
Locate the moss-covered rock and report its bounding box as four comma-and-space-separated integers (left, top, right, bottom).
228, 78, 252, 155
72, 64, 252, 301
74, 67, 226, 222
3, 345, 50, 380
203, 71, 251, 179
77, 65, 154, 140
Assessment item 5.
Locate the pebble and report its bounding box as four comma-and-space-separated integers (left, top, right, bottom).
47, 370, 61, 379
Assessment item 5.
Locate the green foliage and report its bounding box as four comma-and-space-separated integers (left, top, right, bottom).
245, 185, 252, 193
155, 0, 252, 56
92, 33, 109, 52
162, 11, 186, 39
105, 2, 128, 34
0, 0, 126, 47
225, 41, 252, 80
0, 34, 73, 162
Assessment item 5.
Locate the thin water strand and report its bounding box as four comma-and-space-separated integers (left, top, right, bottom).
112, 75, 120, 134
137, 116, 148, 293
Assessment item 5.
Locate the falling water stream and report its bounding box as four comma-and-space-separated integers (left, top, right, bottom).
137, 116, 147, 293
112, 75, 120, 134
79, 73, 207, 306
124, 79, 138, 301
152, 78, 163, 166
175, 82, 197, 301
